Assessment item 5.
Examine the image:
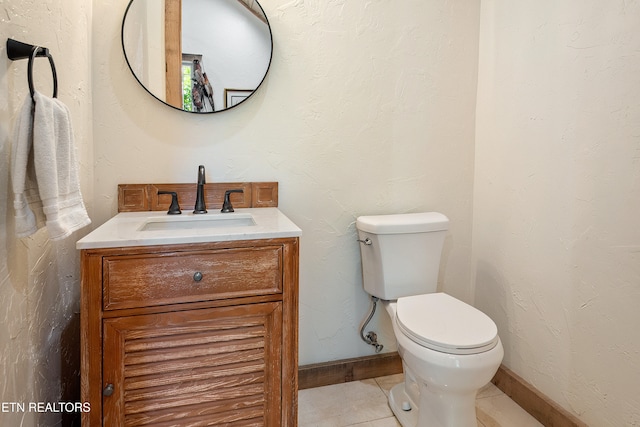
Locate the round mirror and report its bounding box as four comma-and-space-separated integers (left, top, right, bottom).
122, 0, 273, 113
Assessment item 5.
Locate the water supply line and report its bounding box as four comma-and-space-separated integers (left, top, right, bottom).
360, 295, 384, 353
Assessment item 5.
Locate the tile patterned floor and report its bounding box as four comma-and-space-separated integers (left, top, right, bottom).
298, 374, 543, 427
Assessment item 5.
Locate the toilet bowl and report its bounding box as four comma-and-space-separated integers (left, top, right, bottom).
383, 296, 503, 427
355, 212, 504, 427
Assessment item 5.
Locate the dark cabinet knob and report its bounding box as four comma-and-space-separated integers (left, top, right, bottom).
193, 271, 203, 282
103, 383, 114, 397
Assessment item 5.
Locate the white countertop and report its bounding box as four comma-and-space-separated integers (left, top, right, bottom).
76, 208, 302, 250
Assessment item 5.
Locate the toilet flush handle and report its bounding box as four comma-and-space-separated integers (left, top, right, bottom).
357, 238, 372, 245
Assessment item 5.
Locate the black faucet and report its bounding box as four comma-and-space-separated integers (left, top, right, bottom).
158, 191, 182, 215
193, 165, 207, 214
221, 189, 244, 213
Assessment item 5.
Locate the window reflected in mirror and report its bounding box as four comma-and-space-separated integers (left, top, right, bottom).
122, 0, 272, 113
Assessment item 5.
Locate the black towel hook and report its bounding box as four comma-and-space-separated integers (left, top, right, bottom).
6, 38, 58, 99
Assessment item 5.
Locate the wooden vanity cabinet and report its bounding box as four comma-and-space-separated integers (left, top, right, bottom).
80, 237, 299, 426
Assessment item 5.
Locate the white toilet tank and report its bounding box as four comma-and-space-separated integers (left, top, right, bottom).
356, 212, 449, 300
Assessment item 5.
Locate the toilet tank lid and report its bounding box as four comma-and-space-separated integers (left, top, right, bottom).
356, 212, 449, 234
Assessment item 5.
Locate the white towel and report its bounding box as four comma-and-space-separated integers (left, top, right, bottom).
11, 94, 40, 236
11, 92, 91, 240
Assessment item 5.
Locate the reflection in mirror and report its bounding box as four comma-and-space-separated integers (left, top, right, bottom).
122, 0, 272, 113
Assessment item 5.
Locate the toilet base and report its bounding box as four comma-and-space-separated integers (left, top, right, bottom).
388, 378, 479, 427
389, 383, 418, 427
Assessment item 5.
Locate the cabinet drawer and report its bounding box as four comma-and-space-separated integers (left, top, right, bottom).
103, 246, 283, 310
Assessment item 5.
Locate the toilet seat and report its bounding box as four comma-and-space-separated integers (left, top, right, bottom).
396, 293, 499, 355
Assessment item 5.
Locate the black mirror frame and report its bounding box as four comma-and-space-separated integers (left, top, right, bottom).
121, 0, 273, 114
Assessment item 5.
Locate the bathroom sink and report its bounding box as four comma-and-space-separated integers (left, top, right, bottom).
76, 208, 302, 249
140, 213, 255, 231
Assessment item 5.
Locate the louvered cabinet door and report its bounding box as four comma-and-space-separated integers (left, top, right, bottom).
102, 302, 283, 426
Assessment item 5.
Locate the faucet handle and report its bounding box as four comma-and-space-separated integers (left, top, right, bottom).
221, 189, 244, 213
158, 191, 182, 215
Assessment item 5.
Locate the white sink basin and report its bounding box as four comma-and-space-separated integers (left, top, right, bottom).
76, 208, 301, 249
140, 213, 255, 231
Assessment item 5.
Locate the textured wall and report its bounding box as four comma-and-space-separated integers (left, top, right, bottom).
0, 0, 93, 425
474, 1, 640, 425
4, 2, 636, 425
91, 0, 481, 365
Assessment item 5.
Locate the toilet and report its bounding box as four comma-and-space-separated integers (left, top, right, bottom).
356, 212, 503, 427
